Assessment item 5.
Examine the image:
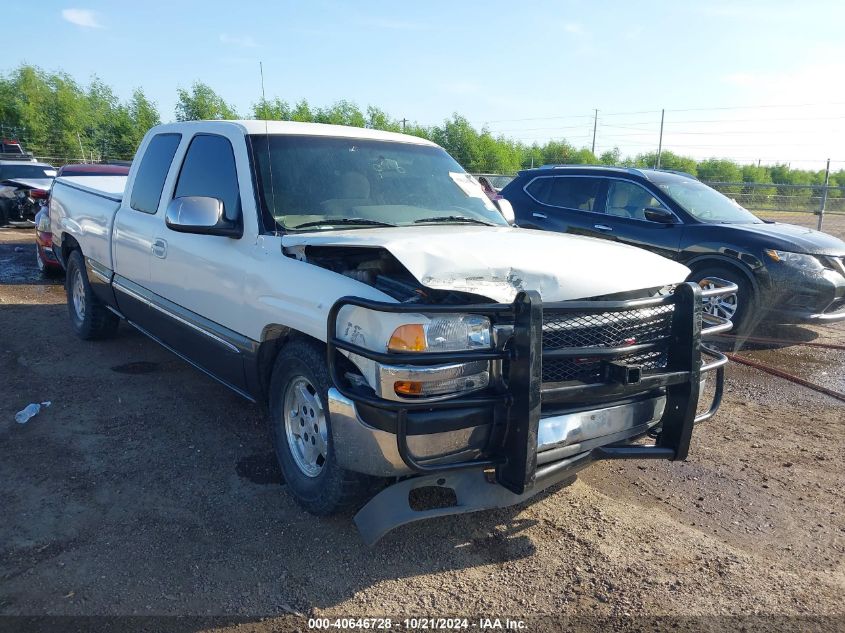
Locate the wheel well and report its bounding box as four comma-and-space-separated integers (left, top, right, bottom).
61, 234, 81, 265
685, 257, 758, 295
256, 326, 327, 403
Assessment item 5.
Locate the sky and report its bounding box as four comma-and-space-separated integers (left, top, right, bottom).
5, 0, 845, 170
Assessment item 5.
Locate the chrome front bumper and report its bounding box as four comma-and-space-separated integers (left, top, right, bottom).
328, 387, 665, 478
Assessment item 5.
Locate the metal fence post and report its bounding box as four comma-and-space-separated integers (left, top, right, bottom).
818, 158, 830, 231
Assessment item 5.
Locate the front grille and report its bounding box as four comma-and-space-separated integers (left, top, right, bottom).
541, 304, 674, 384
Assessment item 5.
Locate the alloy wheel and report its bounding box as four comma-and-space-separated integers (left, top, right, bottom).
72, 269, 86, 321
283, 376, 329, 477
699, 279, 738, 321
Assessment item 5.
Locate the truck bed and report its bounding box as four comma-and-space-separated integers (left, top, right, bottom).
56, 175, 127, 201
50, 175, 127, 272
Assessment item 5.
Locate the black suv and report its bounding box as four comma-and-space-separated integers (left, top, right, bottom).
501, 166, 845, 331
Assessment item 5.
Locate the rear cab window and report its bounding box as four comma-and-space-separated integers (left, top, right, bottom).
129, 133, 182, 214
174, 134, 241, 222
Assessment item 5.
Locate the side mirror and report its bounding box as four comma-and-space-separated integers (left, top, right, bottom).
643, 207, 675, 224
165, 196, 242, 238
495, 198, 516, 225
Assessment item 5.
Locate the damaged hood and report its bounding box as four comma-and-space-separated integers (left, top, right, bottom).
282, 226, 690, 303
1, 177, 53, 191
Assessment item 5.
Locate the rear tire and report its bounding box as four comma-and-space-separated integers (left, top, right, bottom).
65, 250, 119, 340
688, 265, 756, 335
268, 339, 377, 515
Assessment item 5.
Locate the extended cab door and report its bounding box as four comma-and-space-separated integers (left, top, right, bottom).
112, 132, 182, 329
597, 179, 684, 260
146, 132, 254, 394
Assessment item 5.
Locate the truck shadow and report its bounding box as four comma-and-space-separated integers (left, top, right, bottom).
1, 300, 542, 619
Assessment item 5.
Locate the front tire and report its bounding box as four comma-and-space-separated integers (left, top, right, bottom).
65, 250, 119, 340
688, 265, 756, 335
268, 339, 376, 515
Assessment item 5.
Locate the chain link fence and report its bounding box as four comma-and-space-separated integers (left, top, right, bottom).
702, 181, 845, 215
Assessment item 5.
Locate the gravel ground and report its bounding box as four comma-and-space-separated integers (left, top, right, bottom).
0, 227, 843, 631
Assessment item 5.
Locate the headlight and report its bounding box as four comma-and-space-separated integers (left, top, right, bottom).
388, 315, 492, 353
764, 249, 824, 271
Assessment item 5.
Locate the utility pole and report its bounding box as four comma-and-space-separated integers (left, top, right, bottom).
401, 118, 408, 132
818, 158, 830, 231
591, 109, 598, 154
656, 109, 665, 169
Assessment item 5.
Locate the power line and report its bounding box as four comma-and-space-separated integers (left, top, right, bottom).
665, 101, 845, 113
487, 111, 845, 137
484, 108, 661, 125
490, 114, 845, 135
598, 128, 845, 137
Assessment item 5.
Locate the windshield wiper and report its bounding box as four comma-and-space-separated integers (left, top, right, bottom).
291, 218, 397, 230
413, 215, 495, 226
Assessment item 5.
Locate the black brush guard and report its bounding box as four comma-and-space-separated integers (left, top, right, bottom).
327, 280, 734, 497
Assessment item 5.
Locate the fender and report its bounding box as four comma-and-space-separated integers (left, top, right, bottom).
55, 215, 83, 252
683, 253, 762, 295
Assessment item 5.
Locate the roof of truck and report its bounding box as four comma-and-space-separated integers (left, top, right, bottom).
150, 120, 439, 147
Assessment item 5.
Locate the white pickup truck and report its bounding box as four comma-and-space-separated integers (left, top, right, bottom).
49, 120, 734, 543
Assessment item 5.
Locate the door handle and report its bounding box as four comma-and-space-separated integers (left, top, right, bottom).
594, 224, 613, 232
151, 238, 167, 259
532, 212, 547, 219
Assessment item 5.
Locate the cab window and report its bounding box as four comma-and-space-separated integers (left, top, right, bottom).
130, 133, 181, 214
174, 134, 241, 222
605, 180, 666, 221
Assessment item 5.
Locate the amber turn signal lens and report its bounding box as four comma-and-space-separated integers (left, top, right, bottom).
388, 324, 427, 352
394, 381, 424, 396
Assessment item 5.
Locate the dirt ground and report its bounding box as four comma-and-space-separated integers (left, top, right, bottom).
0, 226, 843, 631
756, 209, 845, 236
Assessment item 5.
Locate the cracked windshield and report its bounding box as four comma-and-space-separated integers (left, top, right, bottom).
250, 135, 508, 230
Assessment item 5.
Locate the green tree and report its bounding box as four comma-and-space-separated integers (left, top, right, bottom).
696, 158, 741, 182
770, 163, 813, 205
739, 164, 776, 208
520, 144, 544, 169
290, 99, 314, 122
599, 147, 621, 165
311, 100, 366, 127
175, 82, 238, 121
252, 97, 292, 120
696, 159, 742, 195
366, 106, 401, 132
430, 114, 483, 171
632, 151, 698, 176
128, 89, 160, 139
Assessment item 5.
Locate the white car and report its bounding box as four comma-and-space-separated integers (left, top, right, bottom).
49, 120, 733, 543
